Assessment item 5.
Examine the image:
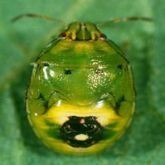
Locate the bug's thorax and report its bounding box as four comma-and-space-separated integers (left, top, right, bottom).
60, 22, 106, 41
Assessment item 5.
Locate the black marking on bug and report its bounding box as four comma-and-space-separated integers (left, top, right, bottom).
115, 95, 125, 111
103, 123, 118, 139
117, 64, 123, 69
42, 62, 50, 67
33, 93, 49, 114
35, 62, 50, 76
60, 116, 103, 148
64, 69, 72, 75
38, 93, 49, 109
44, 120, 62, 139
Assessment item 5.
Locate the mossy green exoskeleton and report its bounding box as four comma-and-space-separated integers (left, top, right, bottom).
26, 21, 135, 154
12, 14, 151, 155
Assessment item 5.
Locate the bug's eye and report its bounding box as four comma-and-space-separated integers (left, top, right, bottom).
64, 69, 72, 75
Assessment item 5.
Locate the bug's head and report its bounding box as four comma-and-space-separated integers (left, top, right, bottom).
60, 22, 106, 41
60, 116, 103, 148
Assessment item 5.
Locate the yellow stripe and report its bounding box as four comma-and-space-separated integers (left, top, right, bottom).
44, 103, 120, 126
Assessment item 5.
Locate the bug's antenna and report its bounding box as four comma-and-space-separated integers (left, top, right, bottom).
11, 13, 65, 25
97, 16, 153, 27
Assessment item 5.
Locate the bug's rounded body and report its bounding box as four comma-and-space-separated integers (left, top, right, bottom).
26, 22, 135, 155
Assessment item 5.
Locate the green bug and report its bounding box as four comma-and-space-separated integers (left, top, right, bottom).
13, 14, 152, 155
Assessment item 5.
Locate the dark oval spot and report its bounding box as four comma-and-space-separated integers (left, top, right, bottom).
117, 64, 123, 69
64, 69, 72, 75
42, 62, 50, 67
60, 116, 103, 148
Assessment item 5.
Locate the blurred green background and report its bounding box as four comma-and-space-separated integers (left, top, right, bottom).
0, 0, 164, 165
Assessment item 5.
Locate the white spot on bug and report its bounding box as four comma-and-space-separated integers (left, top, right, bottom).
87, 65, 108, 89
74, 134, 89, 141
100, 37, 105, 41
34, 113, 38, 116
49, 69, 55, 77
43, 66, 49, 80
56, 100, 62, 107
98, 66, 104, 69
95, 100, 104, 109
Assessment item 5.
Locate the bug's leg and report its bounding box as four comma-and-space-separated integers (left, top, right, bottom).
11, 13, 65, 25
97, 16, 153, 27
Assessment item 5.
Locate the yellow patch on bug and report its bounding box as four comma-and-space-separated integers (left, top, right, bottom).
44, 102, 120, 126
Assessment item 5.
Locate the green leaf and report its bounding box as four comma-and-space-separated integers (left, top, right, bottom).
0, 0, 164, 165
